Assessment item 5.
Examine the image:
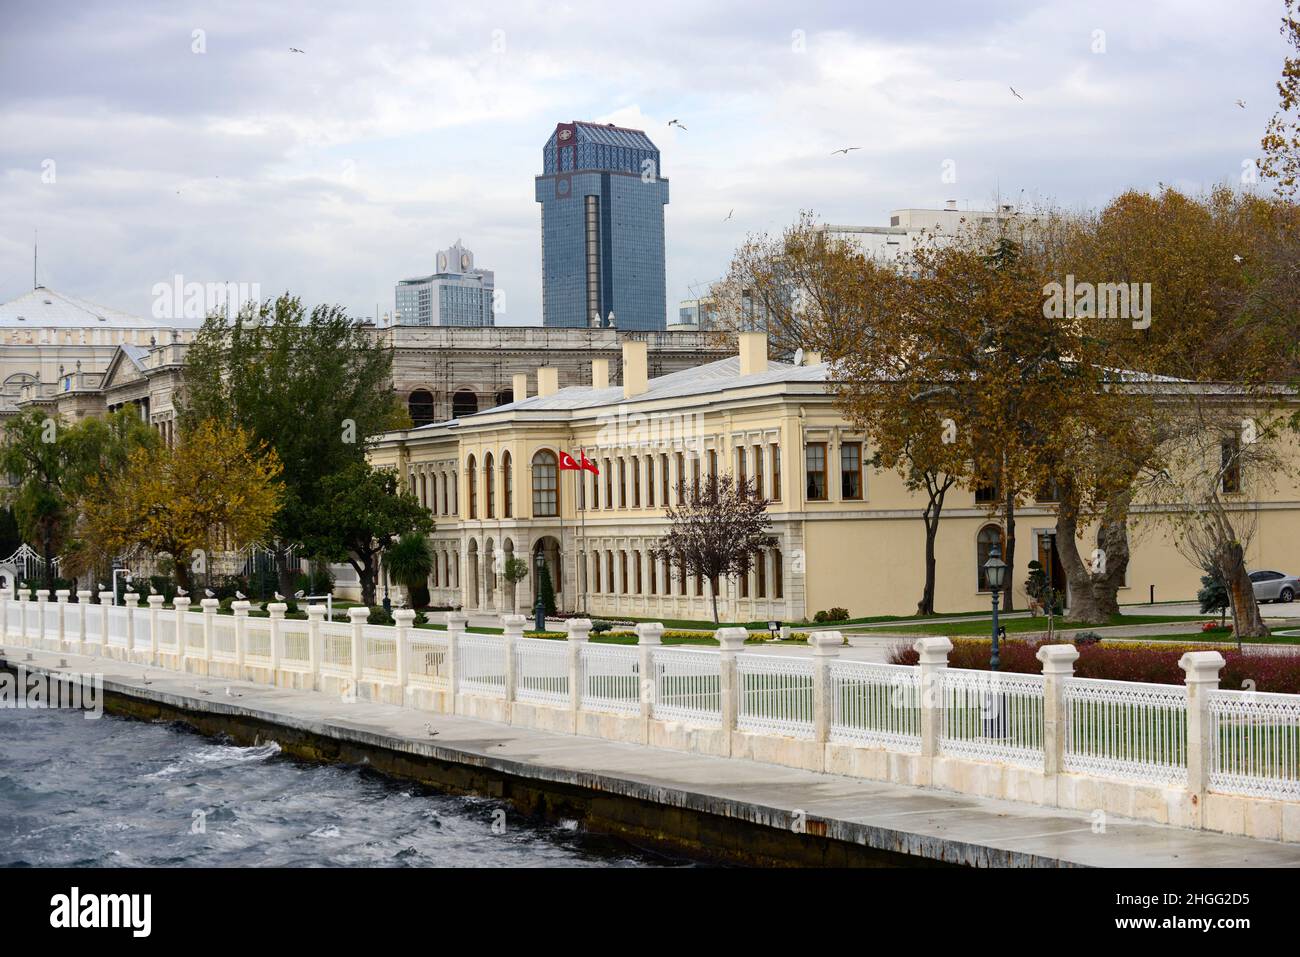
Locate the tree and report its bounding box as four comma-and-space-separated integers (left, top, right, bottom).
1198, 567, 1230, 626
536, 562, 557, 617
307, 462, 433, 606
1, 407, 159, 588
385, 532, 433, 609
500, 556, 529, 613
1261, 0, 1300, 196
69, 421, 282, 591
179, 294, 407, 593
651, 472, 776, 624
0, 506, 19, 558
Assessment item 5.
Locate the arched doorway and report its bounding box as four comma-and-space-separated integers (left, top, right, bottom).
466, 538, 480, 608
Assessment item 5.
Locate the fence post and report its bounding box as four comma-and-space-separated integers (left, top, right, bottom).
394, 609, 415, 695
15, 589, 27, 645
98, 591, 114, 654
146, 594, 164, 664
915, 636, 952, 781
810, 631, 842, 746
172, 596, 191, 665
56, 589, 70, 651
200, 598, 219, 666
501, 614, 526, 710
445, 611, 467, 708
78, 589, 96, 655
1179, 650, 1225, 828
268, 602, 286, 677
232, 600, 250, 674
123, 591, 138, 654
348, 606, 368, 685
566, 618, 592, 722
1036, 643, 1079, 806
306, 604, 325, 691
636, 623, 663, 732
35, 590, 49, 647
716, 627, 747, 756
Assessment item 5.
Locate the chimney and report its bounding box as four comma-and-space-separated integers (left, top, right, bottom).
803, 350, 823, 365
512, 372, 529, 402
591, 358, 610, 390
738, 331, 768, 376
537, 366, 559, 398
622, 340, 647, 398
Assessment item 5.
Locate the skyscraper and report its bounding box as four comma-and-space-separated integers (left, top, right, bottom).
535, 121, 669, 330
394, 240, 495, 327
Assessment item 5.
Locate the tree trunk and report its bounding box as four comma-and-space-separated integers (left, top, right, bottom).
1002, 490, 1016, 612
1054, 482, 1106, 624
175, 559, 192, 593
352, 554, 376, 608
1092, 509, 1132, 618
709, 581, 720, 625
1219, 541, 1268, 640
916, 477, 950, 616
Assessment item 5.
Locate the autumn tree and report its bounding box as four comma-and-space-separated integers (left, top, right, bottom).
179, 294, 407, 593
69, 421, 283, 590
651, 472, 776, 624
305, 462, 433, 607
1261, 0, 1300, 196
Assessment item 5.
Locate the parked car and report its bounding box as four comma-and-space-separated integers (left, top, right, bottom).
1248, 570, 1300, 603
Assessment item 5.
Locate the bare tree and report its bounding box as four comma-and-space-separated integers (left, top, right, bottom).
651, 472, 776, 624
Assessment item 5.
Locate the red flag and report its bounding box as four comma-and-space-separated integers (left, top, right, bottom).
580, 450, 599, 474
559, 451, 581, 470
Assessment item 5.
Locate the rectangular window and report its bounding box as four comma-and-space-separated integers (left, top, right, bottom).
756, 551, 767, 598
753, 444, 764, 498
504, 460, 513, 517
632, 456, 641, 507
620, 552, 628, 594
708, 449, 717, 480
975, 482, 1001, 505
1221, 437, 1241, 494
591, 469, 599, 510
736, 446, 747, 490
675, 452, 685, 504
605, 459, 613, 508
593, 554, 601, 592
771, 444, 781, 500
774, 549, 783, 599
661, 453, 670, 505
634, 554, 642, 594
805, 443, 828, 501
841, 442, 863, 500
692, 455, 701, 498
645, 457, 654, 507
739, 563, 748, 598
619, 457, 627, 508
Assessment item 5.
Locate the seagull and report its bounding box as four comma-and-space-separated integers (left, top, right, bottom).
176, 586, 188, 597
1233, 254, 1244, 263
424, 723, 439, 737
1009, 86, 1023, 100
667, 119, 687, 131
148, 582, 157, 595
235, 590, 246, 600
830, 147, 861, 155
289, 47, 305, 54
98, 582, 106, 591
724, 209, 734, 222
1235, 99, 1246, 109
274, 591, 285, 602
294, 590, 305, 599
142, 672, 152, 685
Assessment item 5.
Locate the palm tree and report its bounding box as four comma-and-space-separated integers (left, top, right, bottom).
384, 533, 433, 610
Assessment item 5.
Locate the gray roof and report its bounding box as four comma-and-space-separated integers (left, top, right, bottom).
0, 287, 169, 329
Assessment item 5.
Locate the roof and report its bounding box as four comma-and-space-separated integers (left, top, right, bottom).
0, 287, 173, 329
568, 121, 659, 152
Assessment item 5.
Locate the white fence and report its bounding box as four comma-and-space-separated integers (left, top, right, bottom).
4, 591, 1300, 839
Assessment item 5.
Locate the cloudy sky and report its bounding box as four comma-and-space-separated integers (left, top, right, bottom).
0, 0, 1289, 324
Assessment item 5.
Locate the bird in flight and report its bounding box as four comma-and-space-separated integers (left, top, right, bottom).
1235, 99, 1246, 109
830, 147, 861, 155
1009, 86, 1024, 100
289, 47, 305, 54
724, 209, 734, 221
667, 118, 687, 131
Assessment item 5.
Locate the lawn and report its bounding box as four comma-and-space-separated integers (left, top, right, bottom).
886, 613, 1205, 636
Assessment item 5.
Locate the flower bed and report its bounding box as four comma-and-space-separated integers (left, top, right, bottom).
890, 637, 1300, 693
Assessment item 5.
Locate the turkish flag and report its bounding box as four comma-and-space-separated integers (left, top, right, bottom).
559, 451, 581, 470
580, 451, 599, 474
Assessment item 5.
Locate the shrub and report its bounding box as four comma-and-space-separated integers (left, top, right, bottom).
1073, 631, 1104, 645
813, 610, 827, 623
367, 605, 395, 626
814, 608, 849, 623
590, 619, 612, 635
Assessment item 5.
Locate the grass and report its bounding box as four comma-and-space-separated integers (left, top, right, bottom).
885, 613, 1206, 636
1120, 631, 1300, 646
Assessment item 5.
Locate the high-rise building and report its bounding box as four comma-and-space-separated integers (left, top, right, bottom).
394, 240, 495, 327
535, 121, 670, 331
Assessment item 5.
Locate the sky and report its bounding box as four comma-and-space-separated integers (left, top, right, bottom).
0, 0, 1291, 325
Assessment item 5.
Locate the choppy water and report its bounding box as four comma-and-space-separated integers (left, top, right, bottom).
0, 708, 676, 867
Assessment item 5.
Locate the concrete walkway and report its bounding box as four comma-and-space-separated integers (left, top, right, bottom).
6, 644, 1299, 867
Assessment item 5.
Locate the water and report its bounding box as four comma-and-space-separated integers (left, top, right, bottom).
0, 708, 678, 867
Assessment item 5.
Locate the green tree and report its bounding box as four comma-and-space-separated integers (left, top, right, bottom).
178, 294, 408, 592
1198, 568, 1230, 626
385, 532, 433, 609
535, 562, 557, 617
307, 462, 433, 606
0, 506, 20, 558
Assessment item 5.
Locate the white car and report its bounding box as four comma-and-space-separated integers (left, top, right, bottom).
1248, 570, 1300, 603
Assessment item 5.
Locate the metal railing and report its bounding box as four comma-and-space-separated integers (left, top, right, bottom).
1063, 677, 1187, 786
828, 659, 923, 753
1209, 688, 1300, 800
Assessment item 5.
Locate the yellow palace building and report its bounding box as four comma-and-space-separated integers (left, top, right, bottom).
366, 333, 1300, 622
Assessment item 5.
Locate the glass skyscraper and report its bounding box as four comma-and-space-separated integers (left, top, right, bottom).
394, 240, 495, 326
535, 121, 670, 330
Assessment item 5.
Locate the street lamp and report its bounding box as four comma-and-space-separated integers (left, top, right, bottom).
983, 542, 1008, 671
533, 551, 546, 633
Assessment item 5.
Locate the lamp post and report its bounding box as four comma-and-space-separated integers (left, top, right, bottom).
533, 551, 546, 633
983, 543, 1008, 671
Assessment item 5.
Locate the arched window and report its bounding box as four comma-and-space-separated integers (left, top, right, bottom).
494, 388, 514, 407
502, 452, 513, 517
977, 524, 1006, 592
452, 388, 478, 418
485, 453, 495, 518
532, 450, 558, 517
408, 389, 435, 426
466, 455, 478, 519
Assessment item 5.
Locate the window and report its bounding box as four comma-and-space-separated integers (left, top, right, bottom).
648, 556, 657, 594
708, 449, 718, 480
675, 452, 685, 504
773, 548, 783, 599
590, 468, 600, 510
771, 444, 781, 500
975, 482, 1000, 505
467, 455, 478, 519
753, 444, 764, 498
593, 553, 601, 592
977, 524, 1006, 592
756, 551, 767, 598
619, 457, 627, 508
620, 551, 628, 593
503, 452, 513, 517
841, 442, 863, 500
661, 453, 670, 505
484, 453, 495, 518
634, 552, 642, 593
1035, 477, 1060, 503
692, 455, 701, 498
678, 555, 686, 595
736, 446, 747, 490
632, 456, 641, 507
1221, 437, 1241, 494
532, 450, 558, 517
739, 561, 748, 598
606, 551, 615, 593
646, 457, 655, 507
452, 388, 478, 418
605, 459, 613, 508
408, 389, 435, 427
805, 443, 828, 501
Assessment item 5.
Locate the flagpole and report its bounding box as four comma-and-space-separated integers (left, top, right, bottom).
578, 448, 588, 616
